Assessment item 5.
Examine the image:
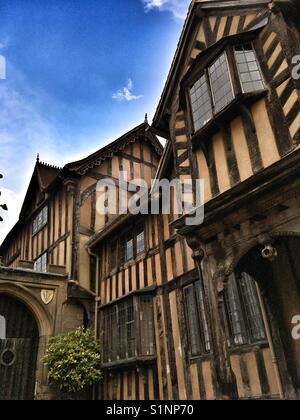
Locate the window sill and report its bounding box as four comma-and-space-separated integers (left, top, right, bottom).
189, 353, 212, 363
119, 251, 147, 270
106, 249, 158, 278
100, 284, 157, 309
228, 340, 269, 355
191, 90, 268, 150
108, 267, 119, 276
101, 355, 157, 370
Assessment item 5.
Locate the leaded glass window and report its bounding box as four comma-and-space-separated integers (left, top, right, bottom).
102, 295, 155, 364
136, 225, 145, 255
139, 295, 155, 356
235, 44, 264, 93
121, 234, 134, 263
126, 238, 133, 261
225, 272, 266, 346
190, 75, 213, 132
189, 43, 264, 132
34, 252, 47, 273
119, 222, 145, 265
209, 52, 234, 113
184, 278, 211, 356
239, 273, 266, 342
33, 206, 48, 235
225, 273, 248, 345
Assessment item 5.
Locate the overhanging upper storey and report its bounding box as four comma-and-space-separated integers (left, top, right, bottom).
152, 0, 299, 137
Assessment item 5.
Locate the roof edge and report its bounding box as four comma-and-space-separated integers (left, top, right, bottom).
65, 122, 163, 176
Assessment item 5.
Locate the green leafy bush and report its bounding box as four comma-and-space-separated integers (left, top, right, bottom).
43, 328, 102, 395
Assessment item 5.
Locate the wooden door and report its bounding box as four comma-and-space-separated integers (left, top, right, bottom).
0, 294, 38, 400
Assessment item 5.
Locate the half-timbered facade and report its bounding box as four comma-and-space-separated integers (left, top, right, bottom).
0, 122, 162, 283
0, 122, 163, 399
85, 0, 300, 401
151, 0, 300, 400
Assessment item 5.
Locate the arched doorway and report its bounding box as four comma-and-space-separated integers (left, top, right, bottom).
0, 294, 39, 400
226, 236, 300, 398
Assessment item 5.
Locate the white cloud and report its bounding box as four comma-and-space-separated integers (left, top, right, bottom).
0, 65, 67, 243
112, 79, 143, 102
0, 83, 62, 185
142, 0, 190, 19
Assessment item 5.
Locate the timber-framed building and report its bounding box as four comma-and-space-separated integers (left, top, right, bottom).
1, 0, 300, 400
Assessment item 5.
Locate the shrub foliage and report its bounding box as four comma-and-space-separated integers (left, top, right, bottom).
43, 328, 102, 394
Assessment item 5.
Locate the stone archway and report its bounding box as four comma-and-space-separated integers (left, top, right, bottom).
225, 235, 300, 399
0, 283, 53, 338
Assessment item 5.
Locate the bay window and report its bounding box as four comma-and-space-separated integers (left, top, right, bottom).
189, 43, 264, 133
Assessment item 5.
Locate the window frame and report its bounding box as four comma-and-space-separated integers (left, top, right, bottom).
208, 50, 235, 115
32, 205, 48, 236
136, 222, 145, 255
187, 43, 264, 135
181, 31, 267, 144
224, 271, 267, 349
33, 252, 48, 273
120, 233, 134, 264
101, 293, 156, 366
112, 221, 146, 269
183, 277, 211, 358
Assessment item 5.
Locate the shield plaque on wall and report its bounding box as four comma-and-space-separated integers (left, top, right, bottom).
41, 290, 54, 305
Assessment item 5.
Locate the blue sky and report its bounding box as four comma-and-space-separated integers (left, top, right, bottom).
0, 0, 190, 241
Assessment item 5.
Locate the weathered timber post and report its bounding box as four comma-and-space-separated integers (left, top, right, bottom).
186, 233, 238, 400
